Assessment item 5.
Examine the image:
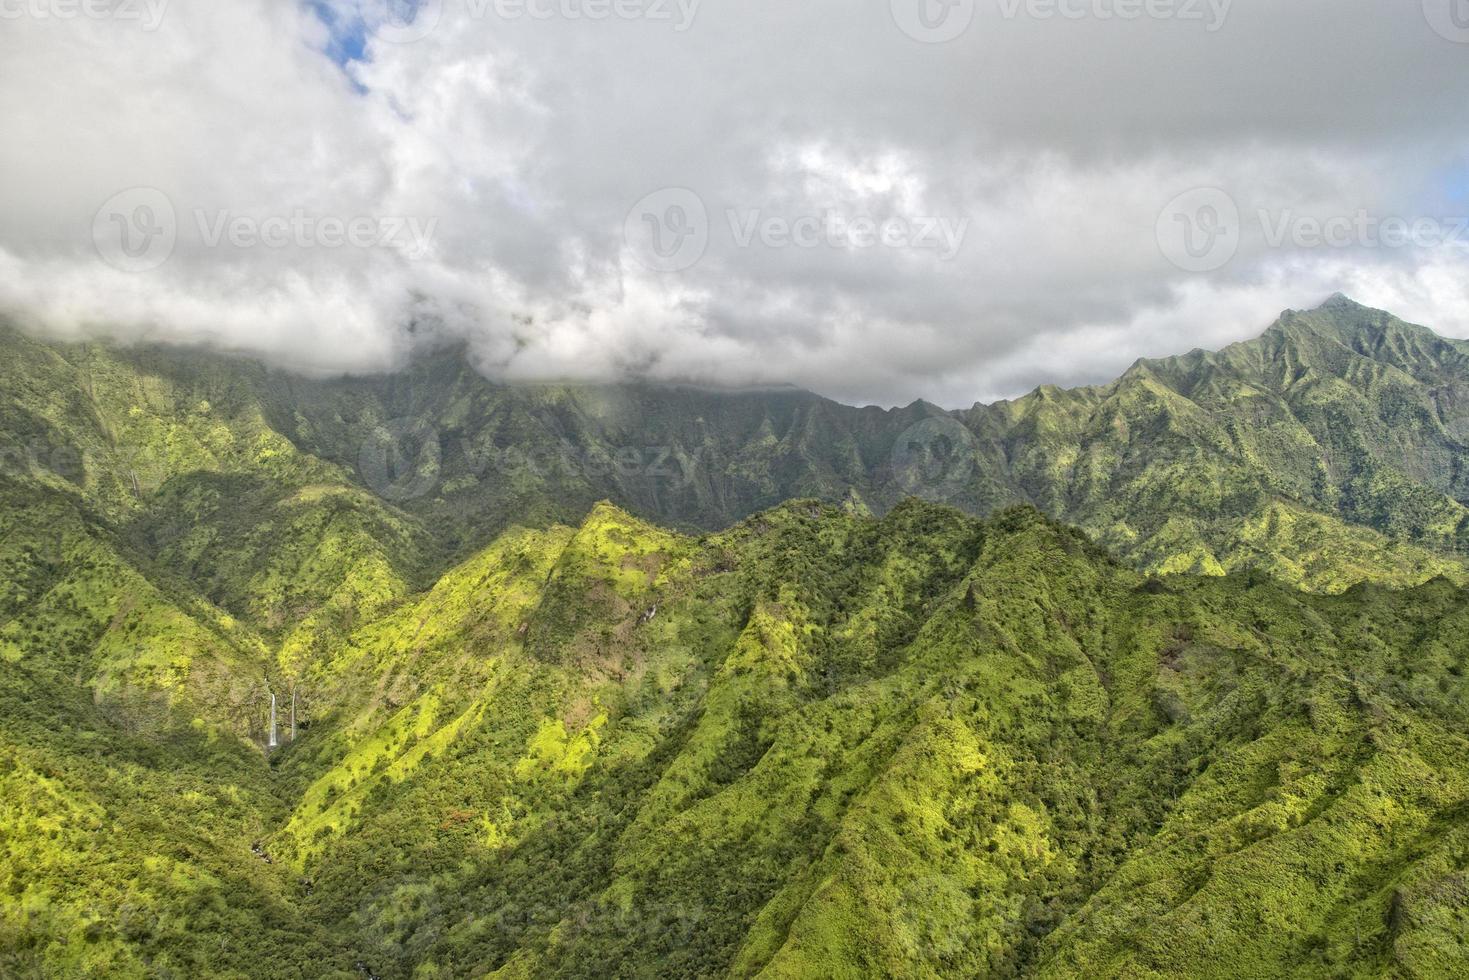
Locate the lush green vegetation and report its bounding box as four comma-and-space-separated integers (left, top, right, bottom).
1, 297, 1468, 977
7, 500, 1467, 977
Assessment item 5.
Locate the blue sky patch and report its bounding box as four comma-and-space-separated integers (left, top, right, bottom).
309, 1, 369, 67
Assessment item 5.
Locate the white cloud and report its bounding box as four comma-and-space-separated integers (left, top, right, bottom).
1, 0, 1466, 407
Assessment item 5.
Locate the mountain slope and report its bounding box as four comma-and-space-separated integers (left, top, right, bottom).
143, 502, 1469, 978
257, 294, 1469, 593
0, 328, 433, 709
6, 296, 1464, 609
2, 299, 1468, 975
962, 295, 1469, 589
0, 294, 1463, 752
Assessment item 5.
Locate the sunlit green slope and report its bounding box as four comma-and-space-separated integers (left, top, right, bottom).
1, 493, 1466, 977
0, 327, 431, 689
234, 502, 1468, 979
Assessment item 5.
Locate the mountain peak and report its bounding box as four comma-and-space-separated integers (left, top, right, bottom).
1318, 291, 1362, 311
580, 499, 654, 532
1270, 293, 1397, 342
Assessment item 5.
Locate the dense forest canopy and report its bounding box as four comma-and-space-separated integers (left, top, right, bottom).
1, 297, 1467, 977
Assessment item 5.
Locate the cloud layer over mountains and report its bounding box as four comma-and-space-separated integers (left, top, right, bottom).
2, 0, 1467, 406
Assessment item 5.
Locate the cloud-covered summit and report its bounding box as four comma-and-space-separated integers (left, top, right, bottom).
1, 0, 1466, 407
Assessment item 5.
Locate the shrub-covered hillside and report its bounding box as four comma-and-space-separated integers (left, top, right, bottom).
2, 296, 1469, 977
5, 500, 1466, 978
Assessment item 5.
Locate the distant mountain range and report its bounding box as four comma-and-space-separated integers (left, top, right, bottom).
2, 293, 1466, 723
248, 294, 1469, 596
5, 294, 1468, 611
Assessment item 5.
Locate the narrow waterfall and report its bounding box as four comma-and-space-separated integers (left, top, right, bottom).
268, 692, 278, 749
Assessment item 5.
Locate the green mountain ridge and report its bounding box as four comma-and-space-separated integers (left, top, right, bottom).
5, 295, 1468, 605
1, 296, 1468, 977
